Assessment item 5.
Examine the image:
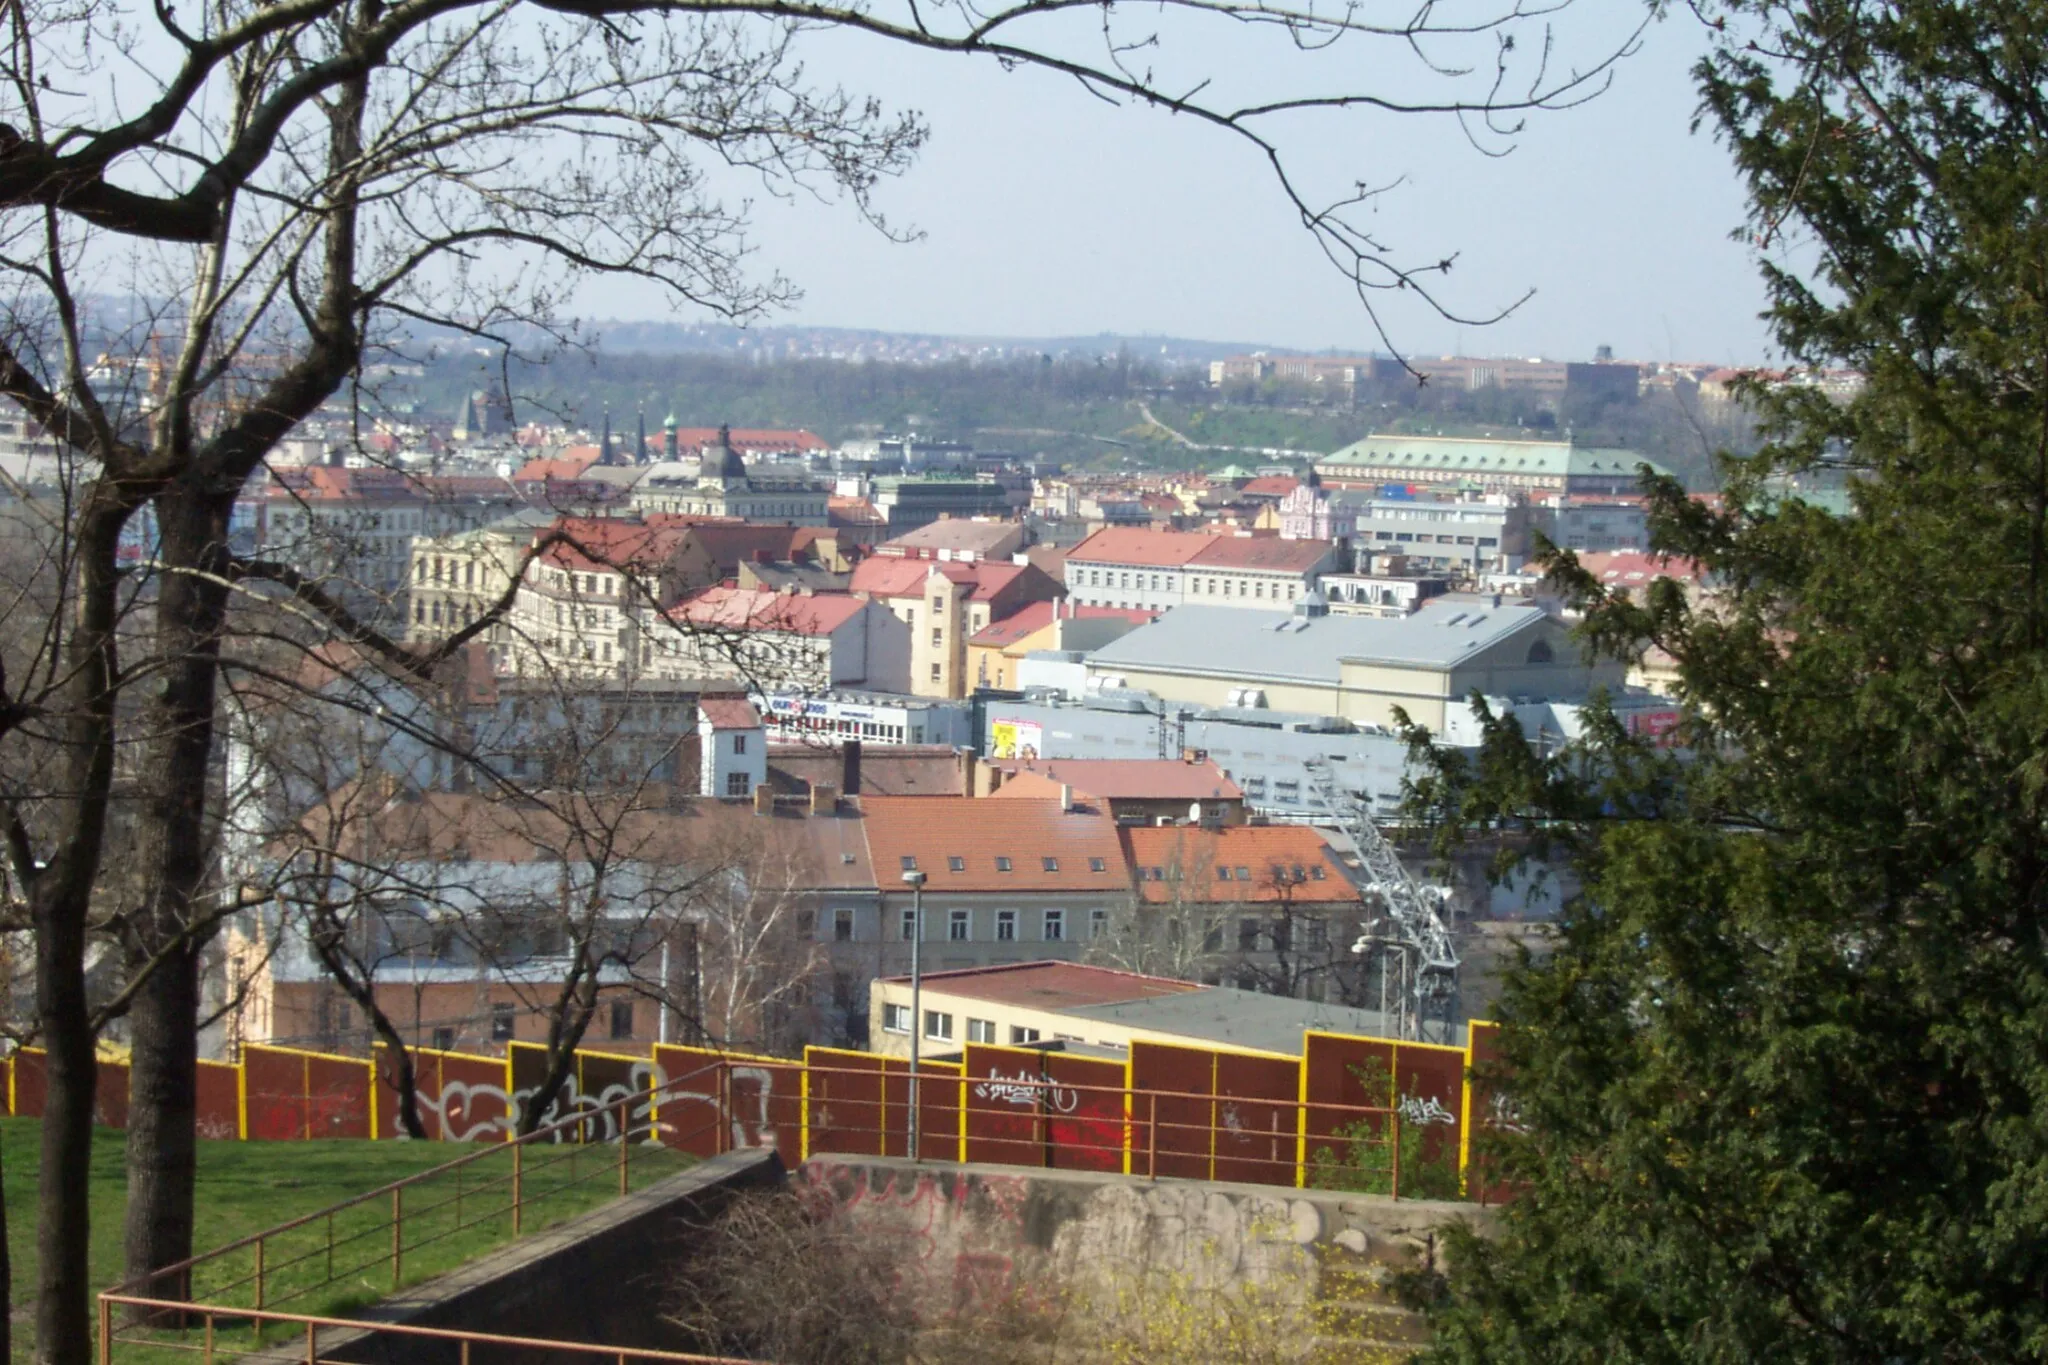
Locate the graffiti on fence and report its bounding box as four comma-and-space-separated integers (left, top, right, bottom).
407, 1060, 667, 1143
971, 1068, 1077, 1113
1398, 1094, 1458, 1127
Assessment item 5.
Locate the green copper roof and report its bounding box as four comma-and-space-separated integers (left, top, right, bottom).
1319, 434, 1671, 480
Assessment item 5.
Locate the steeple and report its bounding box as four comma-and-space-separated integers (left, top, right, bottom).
663, 411, 678, 461
698, 422, 747, 487
635, 410, 648, 464
599, 410, 614, 465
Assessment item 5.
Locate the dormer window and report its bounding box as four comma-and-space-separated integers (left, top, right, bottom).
900, 855, 918, 872
995, 856, 1013, 872
948, 856, 966, 872
1043, 857, 1059, 872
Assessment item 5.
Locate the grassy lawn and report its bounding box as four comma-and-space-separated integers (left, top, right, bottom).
0, 1117, 688, 1361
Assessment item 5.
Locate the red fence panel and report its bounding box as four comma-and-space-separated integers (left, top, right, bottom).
804, 1048, 886, 1157
373, 1046, 513, 1142
736, 1060, 804, 1168
1042, 1053, 1126, 1172
241, 1045, 372, 1141
651, 1045, 729, 1156
196, 1059, 241, 1141
1210, 1052, 1300, 1188
1128, 1042, 1218, 1180
1463, 1020, 1517, 1204
11, 1049, 45, 1119
961, 1044, 1053, 1167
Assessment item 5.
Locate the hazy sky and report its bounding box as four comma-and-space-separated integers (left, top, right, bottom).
578, 1, 1780, 364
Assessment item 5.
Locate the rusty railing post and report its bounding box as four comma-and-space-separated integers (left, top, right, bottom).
305, 1318, 318, 1365
253, 1236, 266, 1312
1147, 1092, 1158, 1180
511, 1140, 524, 1235
96, 1291, 111, 1365
1390, 1107, 1401, 1201
619, 1114, 630, 1196
203, 1312, 215, 1365
326, 1210, 335, 1283
391, 1186, 403, 1289
717, 1064, 730, 1155
460, 1340, 471, 1365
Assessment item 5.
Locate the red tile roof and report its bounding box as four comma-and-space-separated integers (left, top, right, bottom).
879, 960, 1205, 1009
1187, 536, 1334, 571
969, 600, 1057, 647
857, 795, 1127, 893
991, 759, 1242, 803
699, 698, 763, 730
1575, 550, 1704, 586
667, 586, 867, 636
1121, 826, 1360, 904
1238, 476, 1300, 498
512, 455, 597, 484
849, 556, 1029, 602
829, 496, 887, 526
1067, 527, 1214, 569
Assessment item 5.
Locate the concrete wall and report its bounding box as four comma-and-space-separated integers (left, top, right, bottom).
799, 1155, 1495, 1354
313, 1149, 784, 1365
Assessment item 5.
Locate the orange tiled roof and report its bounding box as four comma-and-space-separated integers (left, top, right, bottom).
857, 795, 1128, 893
667, 585, 867, 636
991, 759, 1242, 803
1121, 825, 1359, 904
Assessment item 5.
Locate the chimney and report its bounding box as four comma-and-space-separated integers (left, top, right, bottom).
752, 783, 774, 816
1059, 783, 1073, 813
810, 782, 839, 816
842, 739, 863, 795
961, 750, 977, 797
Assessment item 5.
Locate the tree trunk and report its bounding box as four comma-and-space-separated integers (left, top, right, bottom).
34, 502, 129, 1365
122, 486, 234, 1294
121, 957, 199, 1316
35, 892, 98, 1365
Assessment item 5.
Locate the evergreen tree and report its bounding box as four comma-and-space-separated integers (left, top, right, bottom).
1414, 1, 2048, 1357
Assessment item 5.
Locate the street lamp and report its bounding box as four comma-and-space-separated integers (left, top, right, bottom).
901, 868, 927, 1159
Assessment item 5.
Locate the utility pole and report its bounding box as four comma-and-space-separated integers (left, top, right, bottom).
902, 869, 928, 1158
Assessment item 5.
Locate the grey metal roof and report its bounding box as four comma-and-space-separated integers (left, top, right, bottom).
1060, 986, 1464, 1054
1087, 601, 1548, 681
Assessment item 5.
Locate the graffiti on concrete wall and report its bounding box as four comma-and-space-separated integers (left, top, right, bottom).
411, 1060, 668, 1143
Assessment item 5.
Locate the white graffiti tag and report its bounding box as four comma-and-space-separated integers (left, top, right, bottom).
409, 1060, 669, 1144
971, 1068, 1078, 1113
1397, 1094, 1458, 1127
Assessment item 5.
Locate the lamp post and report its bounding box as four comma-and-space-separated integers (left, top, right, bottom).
901, 868, 928, 1159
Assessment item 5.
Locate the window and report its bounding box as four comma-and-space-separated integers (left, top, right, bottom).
726, 771, 751, 797
931, 596, 944, 612
433, 1026, 457, 1052
1309, 865, 1326, 880
924, 1010, 954, 1042
732, 734, 747, 754
491, 1003, 516, 1041
931, 629, 943, 647
1527, 638, 1555, 664
967, 1018, 996, 1044
1217, 866, 1233, 882
1043, 910, 1065, 941
1042, 856, 1059, 873
997, 910, 1016, 941
948, 856, 966, 872
901, 855, 918, 872
883, 1003, 911, 1034
995, 856, 1013, 872
901, 908, 917, 941
1089, 857, 1107, 873
610, 998, 635, 1040
930, 663, 942, 683
1203, 920, 1224, 952
1236, 866, 1252, 881
1240, 917, 1262, 951
949, 909, 970, 941
1091, 908, 1108, 939
1011, 1026, 1040, 1044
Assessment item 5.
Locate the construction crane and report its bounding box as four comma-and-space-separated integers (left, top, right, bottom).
1306, 760, 1462, 1044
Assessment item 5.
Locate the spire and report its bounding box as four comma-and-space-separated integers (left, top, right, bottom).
599, 409, 614, 464
663, 411, 678, 460
635, 410, 648, 464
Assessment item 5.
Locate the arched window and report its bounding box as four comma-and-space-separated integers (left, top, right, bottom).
1527, 638, 1555, 665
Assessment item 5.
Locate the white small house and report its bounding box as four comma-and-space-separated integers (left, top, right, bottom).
698, 699, 767, 799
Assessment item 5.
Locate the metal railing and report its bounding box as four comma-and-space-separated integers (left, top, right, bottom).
100, 1059, 731, 1365
97, 1055, 1463, 1365
795, 1061, 1434, 1196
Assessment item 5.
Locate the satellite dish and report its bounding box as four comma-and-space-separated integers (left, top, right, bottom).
1188, 801, 1202, 823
